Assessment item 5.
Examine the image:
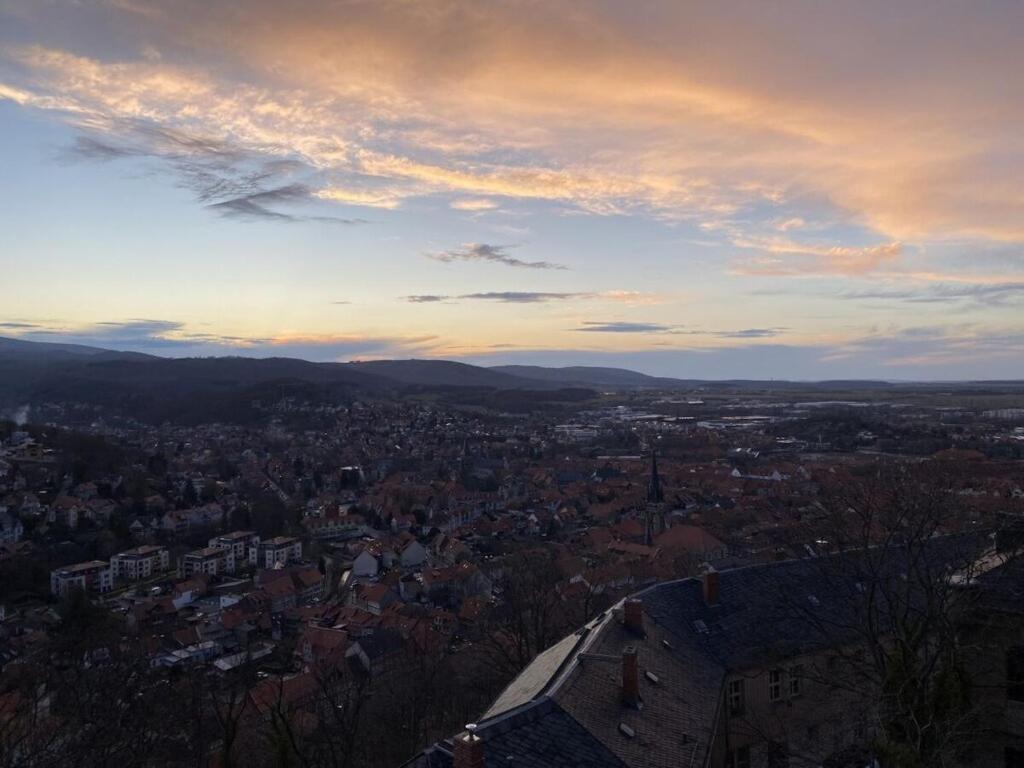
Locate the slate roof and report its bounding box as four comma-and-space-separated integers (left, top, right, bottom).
403, 698, 625, 768
408, 534, 996, 768
485, 630, 585, 719
973, 551, 1024, 615
354, 627, 405, 660
550, 608, 722, 768
412, 581, 727, 768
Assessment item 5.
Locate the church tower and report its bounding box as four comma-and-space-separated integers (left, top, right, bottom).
644, 450, 666, 546
647, 449, 664, 505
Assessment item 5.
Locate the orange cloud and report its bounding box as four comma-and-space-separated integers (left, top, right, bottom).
730, 239, 903, 277
1, 0, 1022, 244
449, 198, 499, 211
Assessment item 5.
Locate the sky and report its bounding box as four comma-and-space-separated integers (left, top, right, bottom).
2, 0, 1024, 380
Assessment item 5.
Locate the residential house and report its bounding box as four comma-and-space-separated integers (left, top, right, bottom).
84, 498, 117, 524
421, 562, 491, 604
399, 538, 427, 569
161, 504, 223, 536
352, 548, 379, 578
48, 496, 81, 528
296, 625, 348, 670
261, 577, 297, 613
345, 628, 406, 676
303, 514, 367, 541
292, 567, 325, 603
350, 582, 397, 615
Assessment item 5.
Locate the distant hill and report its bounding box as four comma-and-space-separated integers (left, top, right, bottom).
347, 359, 545, 389
4, 336, 1024, 425
489, 364, 693, 389
0, 336, 116, 360
0, 338, 573, 424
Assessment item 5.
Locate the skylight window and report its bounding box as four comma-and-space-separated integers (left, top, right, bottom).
619, 723, 636, 738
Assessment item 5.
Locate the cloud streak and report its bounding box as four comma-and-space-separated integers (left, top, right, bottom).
839, 281, 1024, 306
403, 290, 660, 304
574, 321, 680, 334
569, 322, 787, 338
425, 243, 566, 270
204, 183, 365, 224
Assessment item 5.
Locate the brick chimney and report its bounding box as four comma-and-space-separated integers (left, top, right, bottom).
624, 598, 644, 635
702, 566, 719, 606
453, 724, 484, 768
622, 645, 640, 708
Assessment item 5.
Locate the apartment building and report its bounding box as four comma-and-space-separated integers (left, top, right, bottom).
181, 546, 236, 577
111, 545, 170, 581
50, 560, 113, 597
250, 535, 302, 569
208, 530, 260, 564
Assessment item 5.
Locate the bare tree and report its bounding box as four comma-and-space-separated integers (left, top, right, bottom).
733, 460, 1021, 768
479, 550, 565, 678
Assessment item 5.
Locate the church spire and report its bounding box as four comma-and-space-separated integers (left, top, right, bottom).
644, 450, 665, 547
647, 449, 664, 505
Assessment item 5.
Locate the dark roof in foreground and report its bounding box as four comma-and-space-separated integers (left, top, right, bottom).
407, 533, 1003, 768
409, 697, 626, 768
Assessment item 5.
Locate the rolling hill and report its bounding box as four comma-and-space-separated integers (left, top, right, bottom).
489, 364, 692, 389
0, 337, 575, 423
5, 336, 1023, 425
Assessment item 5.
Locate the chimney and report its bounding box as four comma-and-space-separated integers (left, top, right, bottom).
624, 598, 644, 635
453, 724, 484, 768
702, 566, 719, 606
622, 645, 640, 708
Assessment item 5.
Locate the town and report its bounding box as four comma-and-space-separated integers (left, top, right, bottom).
2, 383, 1024, 766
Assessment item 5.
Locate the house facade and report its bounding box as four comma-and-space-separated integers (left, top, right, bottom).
111, 545, 170, 581
208, 530, 260, 563
250, 536, 302, 569
50, 560, 113, 597
181, 546, 236, 577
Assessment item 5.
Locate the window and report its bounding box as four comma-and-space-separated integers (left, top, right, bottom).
768, 669, 782, 702
788, 665, 803, 698
727, 678, 745, 717
726, 746, 751, 768
1009, 647, 1024, 702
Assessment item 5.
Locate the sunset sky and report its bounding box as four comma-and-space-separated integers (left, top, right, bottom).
2, 0, 1024, 379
